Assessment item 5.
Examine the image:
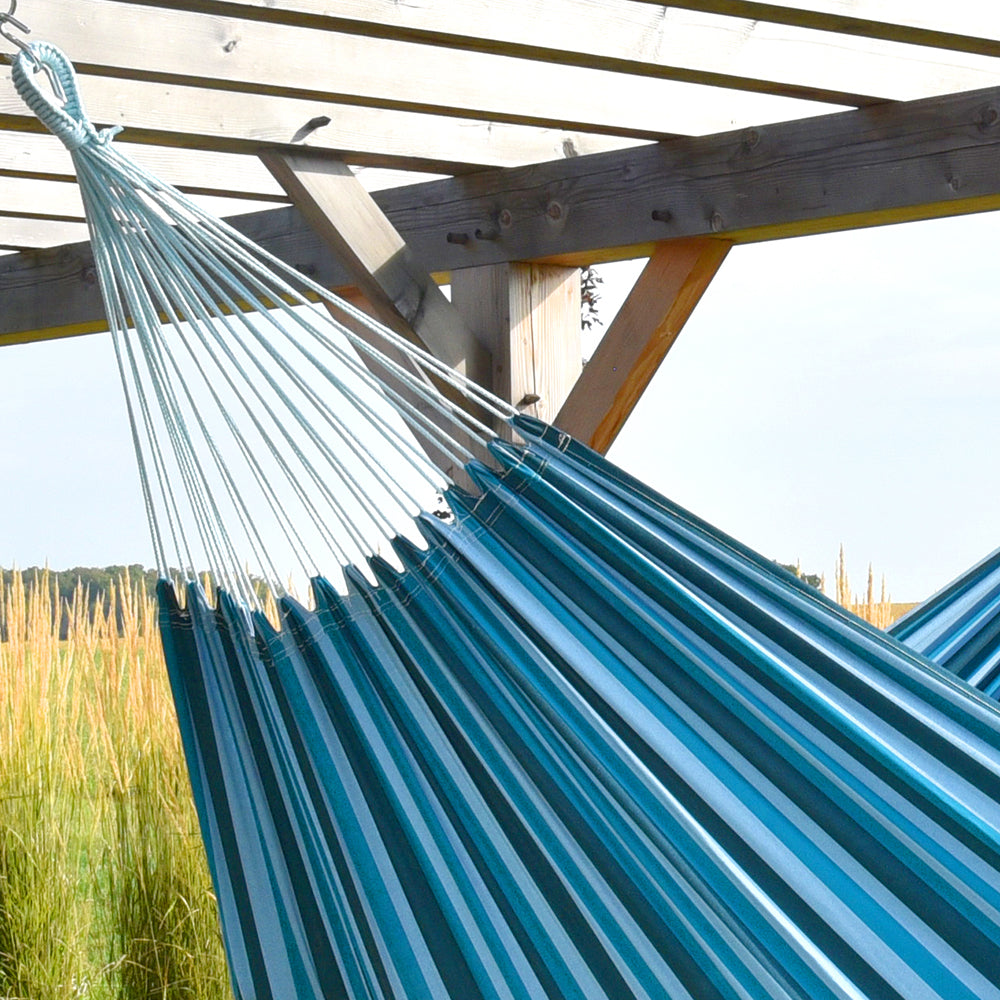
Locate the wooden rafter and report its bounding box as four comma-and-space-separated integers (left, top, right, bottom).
260, 150, 490, 388
6, 81, 1000, 342
0, 132, 288, 200
0, 75, 634, 177
5, 0, 1000, 254
14, 0, 839, 140
89, 0, 1000, 107
656, 2, 1000, 55
555, 240, 730, 454
0, 175, 281, 225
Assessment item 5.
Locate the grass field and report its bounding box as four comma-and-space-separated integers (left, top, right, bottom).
0, 569, 229, 1000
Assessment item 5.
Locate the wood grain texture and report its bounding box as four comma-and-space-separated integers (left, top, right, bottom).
0, 132, 287, 200
555, 239, 730, 453
262, 150, 490, 387
0, 175, 283, 225
100, 0, 1000, 106
451, 263, 581, 429
7, 83, 1000, 340
0, 73, 634, 174
21, 0, 835, 138
648, 2, 1000, 53
364, 81, 1000, 266
0, 217, 91, 250
102, 0, 1000, 51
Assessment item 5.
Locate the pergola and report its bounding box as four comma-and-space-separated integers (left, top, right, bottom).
3, 0, 1000, 455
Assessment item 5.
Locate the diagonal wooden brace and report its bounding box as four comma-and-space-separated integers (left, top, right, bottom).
555, 238, 731, 454
260, 149, 493, 480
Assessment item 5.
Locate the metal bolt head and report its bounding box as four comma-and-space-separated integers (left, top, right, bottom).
546, 201, 564, 221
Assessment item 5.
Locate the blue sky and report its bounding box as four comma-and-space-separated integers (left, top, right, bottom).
605, 211, 1000, 602
2, 209, 998, 601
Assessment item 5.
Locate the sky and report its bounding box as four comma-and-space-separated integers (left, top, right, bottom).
2, 209, 999, 602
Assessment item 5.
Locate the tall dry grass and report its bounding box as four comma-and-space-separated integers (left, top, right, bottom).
0, 569, 229, 999
833, 544, 900, 629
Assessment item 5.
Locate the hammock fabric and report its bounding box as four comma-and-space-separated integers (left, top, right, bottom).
160, 419, 1000, 1000
15, 43, 1000, 1000
891, 548, 1000, 698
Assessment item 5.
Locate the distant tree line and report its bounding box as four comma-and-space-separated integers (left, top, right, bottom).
0, 564, 278, 640
776, 561, 823, 591
0, 564, 159, 640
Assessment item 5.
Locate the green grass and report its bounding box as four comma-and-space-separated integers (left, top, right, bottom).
0, 570, 229, 999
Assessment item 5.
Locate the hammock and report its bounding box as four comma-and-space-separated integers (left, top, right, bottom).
14, 43, 1000, 1000
891, 548, 1000, 698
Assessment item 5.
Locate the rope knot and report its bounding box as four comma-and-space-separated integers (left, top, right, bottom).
11, 42, 120, 152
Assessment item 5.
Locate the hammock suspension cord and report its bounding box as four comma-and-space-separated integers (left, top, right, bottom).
13, 42, 519, 605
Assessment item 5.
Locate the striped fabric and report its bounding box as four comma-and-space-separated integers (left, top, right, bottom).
891, 548, 1000, 698
160, 416, 1000, 1000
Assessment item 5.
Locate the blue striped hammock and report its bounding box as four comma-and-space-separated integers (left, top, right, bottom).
892, 548, 1000, 698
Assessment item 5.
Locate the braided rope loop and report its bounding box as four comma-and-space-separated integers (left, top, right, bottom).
12, 41, 121, 150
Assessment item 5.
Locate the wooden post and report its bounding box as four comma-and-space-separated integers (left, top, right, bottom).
451, 262, 581, 435
555, 239, 730, 453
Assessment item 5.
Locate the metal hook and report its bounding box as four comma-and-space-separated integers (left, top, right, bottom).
1, 0, 36, 61
1, 1, 66, 102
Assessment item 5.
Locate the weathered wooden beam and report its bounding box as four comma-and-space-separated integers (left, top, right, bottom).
0, 217, 90, 251
6, 83, 1000, 341
260, 150, 490, 388
0, 175, 283, 226
0, 132, 287, 200
103, 0, 1000, 107
124, 0, 1000, 55
0, 74, 632, 175
657, 2, 1000, 55
555, 240, 730, 453
451, 263, 581, 431
21, 0, 835, 139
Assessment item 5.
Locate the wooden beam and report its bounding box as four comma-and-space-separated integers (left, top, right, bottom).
122, 0, 1000, 54
0, 217, 90, 251
20, 0, 837, 140
7, 83, 1000, 341
102, 0, 1000, 107
657, 2, 1000, 55
260, 150, 490, 388
0, 175, 284, 225
0, 132, 287, 200
0, 75, 635, 175
451, 263, 581, 431
555, 240, 730, 453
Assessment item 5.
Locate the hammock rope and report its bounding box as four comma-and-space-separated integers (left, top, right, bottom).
14, 41, 514, 602
13, 41, 1000, 1000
